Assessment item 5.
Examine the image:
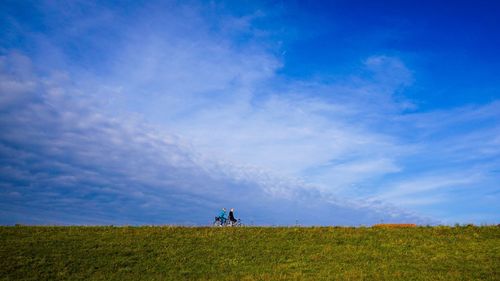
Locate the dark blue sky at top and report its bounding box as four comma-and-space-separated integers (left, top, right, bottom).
274, 0, 500, 109
3, 0, 500, 111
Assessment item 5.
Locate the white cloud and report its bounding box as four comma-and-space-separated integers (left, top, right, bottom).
0, 51, 432, 225
376, 174, 481, 201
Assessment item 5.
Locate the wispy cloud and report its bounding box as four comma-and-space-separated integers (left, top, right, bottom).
0, 50, 430, 225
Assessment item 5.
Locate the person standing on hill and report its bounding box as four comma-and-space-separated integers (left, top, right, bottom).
229, 208, 237, 225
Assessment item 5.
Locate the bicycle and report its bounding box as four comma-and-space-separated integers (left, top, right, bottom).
228, 218, 243, 227
213, 217, 243, 227
213, 216, 228, 227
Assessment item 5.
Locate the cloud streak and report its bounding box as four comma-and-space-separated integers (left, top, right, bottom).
0, 51, 430, 226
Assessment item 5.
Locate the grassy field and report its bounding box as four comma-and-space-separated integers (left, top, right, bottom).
1, 225, 499, 280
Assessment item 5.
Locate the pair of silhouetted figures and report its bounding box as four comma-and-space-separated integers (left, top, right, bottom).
214, 207, 240, 226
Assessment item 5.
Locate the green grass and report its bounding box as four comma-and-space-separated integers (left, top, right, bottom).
1, 226, 499, 280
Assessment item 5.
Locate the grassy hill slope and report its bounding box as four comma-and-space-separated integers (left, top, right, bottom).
1, 226, 499, 280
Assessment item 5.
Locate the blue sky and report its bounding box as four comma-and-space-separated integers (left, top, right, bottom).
0, 0, 499, 225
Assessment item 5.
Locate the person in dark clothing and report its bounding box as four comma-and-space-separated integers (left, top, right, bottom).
229, 208, 237, 225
